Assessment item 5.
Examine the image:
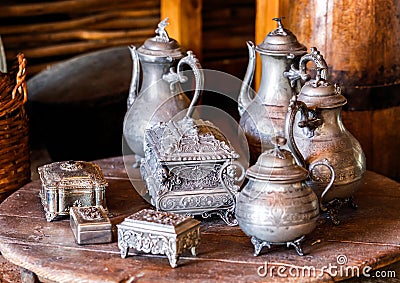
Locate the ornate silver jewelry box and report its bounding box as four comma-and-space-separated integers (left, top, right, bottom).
70, 205, 112, 245
140, 117, 241, 225
38, 160, 108, 222
117, 208, 200, 268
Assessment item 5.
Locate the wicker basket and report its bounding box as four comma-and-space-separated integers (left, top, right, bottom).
0, 58, 30, 202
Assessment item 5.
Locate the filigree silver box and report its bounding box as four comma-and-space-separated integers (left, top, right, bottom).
140, 117, 241, 225
117, 208, 200, 268
70, 205, 112, 245
38, 160, 108, 222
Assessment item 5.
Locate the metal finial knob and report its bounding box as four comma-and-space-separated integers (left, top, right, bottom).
155, 17, 170, 42
270, 136, 287, 159
271, 136, 287, 148
272, 17, 285, 29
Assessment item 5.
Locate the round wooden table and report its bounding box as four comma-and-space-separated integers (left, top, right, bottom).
0, 156, 399, 282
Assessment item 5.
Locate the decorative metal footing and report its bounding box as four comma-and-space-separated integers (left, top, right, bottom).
132, 154, 142, 168
251, 235, 306, 256
201, 207, 238, 226
323, 197, 357, 225
117, 209, 201, 268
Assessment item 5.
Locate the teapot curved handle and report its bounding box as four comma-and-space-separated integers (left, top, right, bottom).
176, 51, 204, 118
127, 45, 140, 109
284, 47, 328, 88
285, 96, 309, 168
285, 94, 323, 166
219, 160, 246, 201
309, 159, 335, 212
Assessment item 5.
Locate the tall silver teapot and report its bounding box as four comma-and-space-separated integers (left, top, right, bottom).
285, 48, 366, 225
123, 18, 203, 162
238, 18, 307, 163
220, 137, 334, 256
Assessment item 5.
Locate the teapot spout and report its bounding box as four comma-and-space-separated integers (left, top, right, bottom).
127, 45, 140, 109
238, 41, 256, 116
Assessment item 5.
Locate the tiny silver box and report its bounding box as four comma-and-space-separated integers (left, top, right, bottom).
117, 208, 200, 268
70, 205, 112, 245
38, 160, 108, 222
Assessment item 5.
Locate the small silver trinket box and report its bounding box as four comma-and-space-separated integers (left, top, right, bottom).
70, 205, 112, 245
117, 208, 200, 268
38, 160, 108, 222
140, 117, 242, 225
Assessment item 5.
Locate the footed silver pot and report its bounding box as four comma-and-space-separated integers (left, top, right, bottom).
220, 137, 334, 256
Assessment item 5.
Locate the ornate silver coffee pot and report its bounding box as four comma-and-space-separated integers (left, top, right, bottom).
123, 18, 203, 163
238, 18, 307, 163
220, 137, 334, 256
285, 48, 366, 225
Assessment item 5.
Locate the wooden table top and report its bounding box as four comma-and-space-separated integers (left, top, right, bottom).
0, 156, 399, 282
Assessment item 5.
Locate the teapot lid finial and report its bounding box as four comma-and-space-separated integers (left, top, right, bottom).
245, 136, 308, 182
138, 17, 183, 59
272, 17, 287, 36
256, 18, 306, 56
155, 17, 170, 42
271, 136, 287, 159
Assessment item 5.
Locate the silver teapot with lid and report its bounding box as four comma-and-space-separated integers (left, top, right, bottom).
220, 137, 334, 256
123, 18, 203, 164
285, 48, 366, 225
238, 18, 307, 163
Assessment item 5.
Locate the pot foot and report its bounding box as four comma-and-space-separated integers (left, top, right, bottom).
251, 235, 305, 256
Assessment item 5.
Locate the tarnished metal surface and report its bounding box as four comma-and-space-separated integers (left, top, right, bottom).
70, 205, 112, 245
221, 137, 333, 256
117, 209, 200, 268
140, 116, 242, 225
285, 48, 366, 225
238, 18, 307, 163
38, 160, 108, 222
123, 18, 203, 160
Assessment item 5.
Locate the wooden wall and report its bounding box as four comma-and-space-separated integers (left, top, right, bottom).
0, 0, 161, 77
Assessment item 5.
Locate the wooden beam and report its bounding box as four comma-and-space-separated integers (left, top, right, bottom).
161, 0, 202, 62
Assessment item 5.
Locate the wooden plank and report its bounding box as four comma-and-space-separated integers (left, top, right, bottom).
8, 38, 147, 60
160, 0, 202, 61
4, 29, 155, 48
0, 11, 158, 35
1, 2, 161, 77
0, 0, 159, 18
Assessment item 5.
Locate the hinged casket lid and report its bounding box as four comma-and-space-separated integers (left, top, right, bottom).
144, 117, 239, 163
38, 160, 108, 190
118, 209, 200, 234
70, 206, 111, 232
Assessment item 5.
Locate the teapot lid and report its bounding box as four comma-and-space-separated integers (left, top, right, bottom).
295, 48, 347, 108
299, 80, 347, 109
137, 18, 183, 59
256, 18, 307, 56
246, 137, 308, 182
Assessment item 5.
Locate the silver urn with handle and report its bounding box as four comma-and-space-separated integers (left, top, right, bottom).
285, 48, 366, 225
123, 18, 203, 164
238, 18, 307, 163
220, 137, 334, 256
